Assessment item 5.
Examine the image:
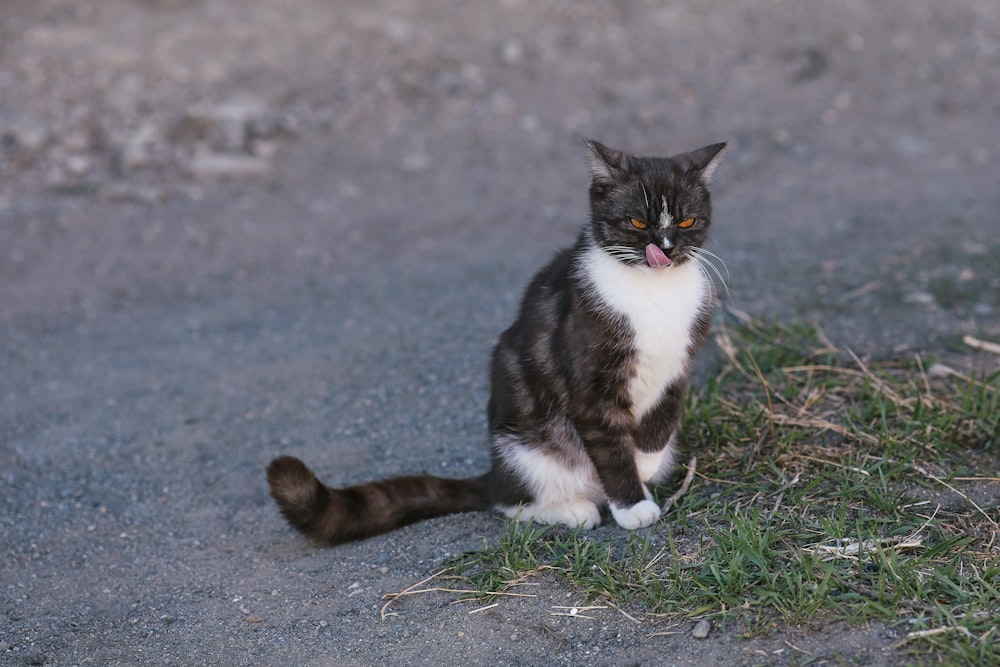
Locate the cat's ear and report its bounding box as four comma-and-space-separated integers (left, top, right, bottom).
684, 142, 728, 184
583, 139, 628, 184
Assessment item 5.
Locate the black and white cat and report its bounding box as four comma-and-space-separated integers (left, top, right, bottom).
268, 139, 727, 544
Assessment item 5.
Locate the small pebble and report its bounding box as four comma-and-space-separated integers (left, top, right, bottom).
692, 619, 711, 639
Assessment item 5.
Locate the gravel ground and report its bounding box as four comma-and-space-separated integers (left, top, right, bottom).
2, 1, 998, 665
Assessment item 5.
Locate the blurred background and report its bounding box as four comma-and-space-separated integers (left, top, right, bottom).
1, 2, 998, 663
2, 0, 998, 347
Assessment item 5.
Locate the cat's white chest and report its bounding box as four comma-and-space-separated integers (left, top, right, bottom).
582, 248, 708, 420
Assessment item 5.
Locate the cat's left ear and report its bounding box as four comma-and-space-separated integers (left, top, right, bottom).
684, 142, 728, 184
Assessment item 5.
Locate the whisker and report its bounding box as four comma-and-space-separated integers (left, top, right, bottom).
689, 248, 731, 284
691, 257, 716, 301
604, 245, 642, 262
688, 252, 731, 302
690, 248, 730, 281
640, 182, 650, 211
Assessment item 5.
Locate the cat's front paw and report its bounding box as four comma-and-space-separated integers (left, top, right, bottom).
609, 499, 661, 530
550, 501, 602, 529
503, 501, 602, 529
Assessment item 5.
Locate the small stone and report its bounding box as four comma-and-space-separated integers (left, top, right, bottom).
497, 39, 525, 66
691, 619, 711, 639
25, 648, 46, 665
771, 128, 793, 146
0, 114, 49, 166
380, 18, 411, 43
120, 124, 162, 170
63, 154, 91, 176
903, 291, 936, 306
178, 96, 270, 152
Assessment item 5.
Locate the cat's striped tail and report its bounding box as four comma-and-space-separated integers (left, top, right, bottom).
266, 456, 492, 545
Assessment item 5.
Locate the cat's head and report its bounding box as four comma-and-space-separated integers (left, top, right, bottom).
583, 140, 726, 269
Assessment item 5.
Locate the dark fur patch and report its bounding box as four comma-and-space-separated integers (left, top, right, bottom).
267, 456, 489, 544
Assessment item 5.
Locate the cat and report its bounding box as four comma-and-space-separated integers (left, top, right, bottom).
267, 139, 727, 544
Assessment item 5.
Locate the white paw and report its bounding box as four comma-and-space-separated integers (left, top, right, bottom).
610, 499, 661, 530
545, 501, 602, 529
502, 501, 602, 529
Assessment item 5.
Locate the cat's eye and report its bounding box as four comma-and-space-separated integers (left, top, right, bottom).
678, 217, 696, 229
629, 218, 648, 230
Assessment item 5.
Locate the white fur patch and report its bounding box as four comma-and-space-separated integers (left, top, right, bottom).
658, 196, 672, 228
582, 247, 708, 420
495, 437, 605, 529
634, 433, 678, 483
609, 498, 661, 530
502, 499, 602, 529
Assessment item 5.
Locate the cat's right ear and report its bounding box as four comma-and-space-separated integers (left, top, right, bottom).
583, 139, 627, 184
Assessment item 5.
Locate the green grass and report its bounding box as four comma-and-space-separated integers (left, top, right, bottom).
414, 317, 1000, 664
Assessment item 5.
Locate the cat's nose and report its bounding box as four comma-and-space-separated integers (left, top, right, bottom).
661, 237, 673, 250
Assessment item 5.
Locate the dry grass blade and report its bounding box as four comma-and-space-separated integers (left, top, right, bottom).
913, 465, 1000, 530
646, 627, 684, 637
846, 348, 910, 407
927, 362, 999, 394
380, 569, 541, 620
747, 349, 776, 437
801, 535, 923, 560
770, 412, 879, 444
963, 335, 1000, 356
381, 568, 453, 620
468, 603, 499, 615
893, 625, 976, 648
603, 599, 643, 624
660, 456, 697, 515
550, 604, 606, 619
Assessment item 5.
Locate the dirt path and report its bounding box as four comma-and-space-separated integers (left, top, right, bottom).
2, 1, 997, 665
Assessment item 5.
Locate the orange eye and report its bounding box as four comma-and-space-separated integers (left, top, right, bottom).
629, 218, 648, 230
678, 217, 696, 229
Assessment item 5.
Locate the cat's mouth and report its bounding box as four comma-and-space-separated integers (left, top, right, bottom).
645, 243, 672, 268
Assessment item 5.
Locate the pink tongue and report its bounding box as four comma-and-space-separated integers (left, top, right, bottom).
645, 243, 672, 268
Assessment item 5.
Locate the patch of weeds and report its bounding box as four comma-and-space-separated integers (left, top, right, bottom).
402, 316, 1000, 665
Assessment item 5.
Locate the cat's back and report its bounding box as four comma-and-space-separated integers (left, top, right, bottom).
503, 246, 576, 334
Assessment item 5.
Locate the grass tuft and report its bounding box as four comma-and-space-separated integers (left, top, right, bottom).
408, 317, 1000, 663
